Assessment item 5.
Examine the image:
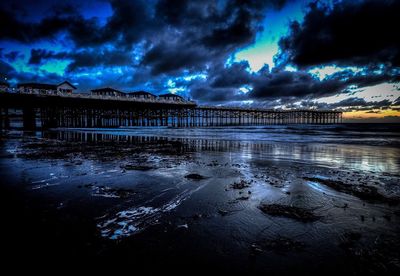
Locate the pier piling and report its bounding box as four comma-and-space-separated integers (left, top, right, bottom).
0, 93, 343, 130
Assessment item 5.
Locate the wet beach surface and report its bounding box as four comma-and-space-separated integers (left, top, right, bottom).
0, 125, 400, 274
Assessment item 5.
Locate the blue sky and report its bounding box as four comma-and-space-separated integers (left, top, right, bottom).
235, 0, 305, 71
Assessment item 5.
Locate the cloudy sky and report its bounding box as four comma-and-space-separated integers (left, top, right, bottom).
0, 0, 399, 122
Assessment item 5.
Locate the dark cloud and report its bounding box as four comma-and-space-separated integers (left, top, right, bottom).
141, 43, 209, 76
1, 0, 287, 75
27, 48, 133, 71
276, 0, 400, 68
66, 49, 134, 72
284, 97, 396, 113
190, 59, 399, 104
251, 68, 399, 100
29, 49, 69, 65
0, 60, 16, 76
142, 0, 287, 75
201, 8, 257, 49
4, 51, 22, 62
0, 8, 35, 43
0, 5, 100, 45
100, 0, 154, 49
209, 61, 253, 88
190, 86, 244, 103
331, 98, 393, 111
249, 69, 350, 100
331, 98, 369, 108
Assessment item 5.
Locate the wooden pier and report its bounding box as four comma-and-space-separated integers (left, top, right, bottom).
0, 93, 342, 130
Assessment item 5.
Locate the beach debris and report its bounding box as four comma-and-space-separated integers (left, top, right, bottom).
345, 232, 362, 241
338, 233, 400, 274
81, 183, 135, 198
339, 232, 362, 252
121, 164, 154, 171
176, 223, 189, 230
207, 160, 220, 166
334, 203, 349, 209
91, 186, 136, 198
231, 179, 251, 190
218, 209, 229, 216
185, 173, 206, 180
191, 213, 205, 220
304, 177, 400, 204
236, 196, 250, 201
251, 236, 306, 255
258, 203, 319, 222
268, 179, 285, 188
98, 183, 207, 239
250, 243, 264, 255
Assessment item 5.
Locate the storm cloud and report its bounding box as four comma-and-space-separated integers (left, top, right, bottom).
276, 0, 400, 68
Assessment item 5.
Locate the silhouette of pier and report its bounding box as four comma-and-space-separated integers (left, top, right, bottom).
0, 93, 342, 130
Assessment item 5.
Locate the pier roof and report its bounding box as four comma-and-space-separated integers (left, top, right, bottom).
127, 91, 156, 97
58, 81, 77, 89
91, 87, 123, 93
159, 93, 184, 99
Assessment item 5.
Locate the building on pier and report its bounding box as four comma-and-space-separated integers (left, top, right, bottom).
57, 81, 77, 94
91, 87, 125, 97
126, 91, 157, 100
17, 81, 76, 95
159, 93, 185, 102
0, 82, 10, 92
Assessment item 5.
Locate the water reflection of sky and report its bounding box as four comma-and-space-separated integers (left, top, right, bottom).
60, 124, 400, 147
53, 127, 400, 175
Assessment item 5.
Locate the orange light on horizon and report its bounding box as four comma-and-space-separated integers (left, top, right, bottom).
343, 108, 400, 119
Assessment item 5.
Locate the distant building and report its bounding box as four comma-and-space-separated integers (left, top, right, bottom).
126, 91, 157, 100
18, 83, 57, 94
158, 93, 185, 102
0, 82, 10, 92
91, 87, 125, 97
56, 81, 77, 94
18, 81, 77, 95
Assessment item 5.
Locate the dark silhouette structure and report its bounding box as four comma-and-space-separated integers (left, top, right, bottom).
17, 81, 77, 95
0, 93, 342, 130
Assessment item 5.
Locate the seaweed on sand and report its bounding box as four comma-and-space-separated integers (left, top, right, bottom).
258, 203, 319, 222
251, 236, 306, 255
304, 177, 400, 205
185, 173, 206, 180
231, 179, 251, 190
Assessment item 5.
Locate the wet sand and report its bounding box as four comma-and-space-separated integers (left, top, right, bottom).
0, 127, 400, 274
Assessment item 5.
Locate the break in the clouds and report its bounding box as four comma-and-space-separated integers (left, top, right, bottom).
0, 0, 399, 121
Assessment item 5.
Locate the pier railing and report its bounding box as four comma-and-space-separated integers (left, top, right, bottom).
0, 92, 342, 130
15, 91, 197, 106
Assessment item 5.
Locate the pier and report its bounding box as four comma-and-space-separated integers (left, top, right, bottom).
0, 93, 342, 130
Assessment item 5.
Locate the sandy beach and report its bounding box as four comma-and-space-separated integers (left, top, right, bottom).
0, 125, 399, 274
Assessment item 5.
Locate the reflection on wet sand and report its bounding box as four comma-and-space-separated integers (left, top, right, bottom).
46, 129, 400, 174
